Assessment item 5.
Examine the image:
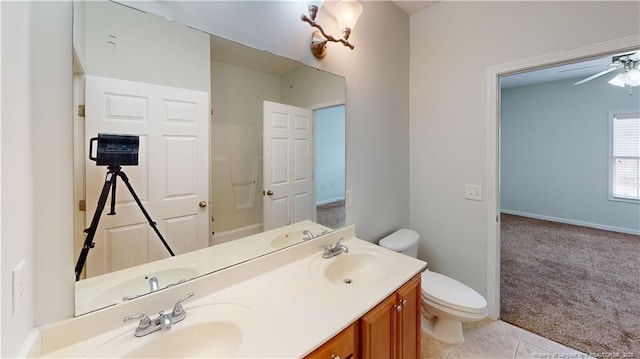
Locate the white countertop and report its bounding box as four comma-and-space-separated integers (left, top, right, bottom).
38, 225, 427, 358
75, 220, 330, 315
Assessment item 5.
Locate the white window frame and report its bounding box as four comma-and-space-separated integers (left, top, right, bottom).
609, 111, 640, 203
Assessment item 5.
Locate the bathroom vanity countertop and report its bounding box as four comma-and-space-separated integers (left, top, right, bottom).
37, 225, 427, 358
75, 220, 330, 315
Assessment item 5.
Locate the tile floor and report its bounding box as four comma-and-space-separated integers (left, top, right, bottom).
421, 319, 593, 359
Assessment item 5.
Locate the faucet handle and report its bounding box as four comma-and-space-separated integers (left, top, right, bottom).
123, 313, 151, 329
172, 292, 195, 317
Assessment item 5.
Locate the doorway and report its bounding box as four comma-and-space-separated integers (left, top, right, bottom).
314, 105, 346, 229
486, 35, 640, 318
498, 52, 640, 354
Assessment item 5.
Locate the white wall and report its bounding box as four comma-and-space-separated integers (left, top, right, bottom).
210, 61, 280, 234
1, 2, 34, 355
281, 66, 346, 108
2, 1, 409, 347
84, 1, 210, 91
30, 1, 74, 330
501, 76, 640, 234
2, 2, 74, 356
410, 1, 640, 299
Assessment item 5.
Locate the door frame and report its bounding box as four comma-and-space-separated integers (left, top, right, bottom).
485, 35, 640, 319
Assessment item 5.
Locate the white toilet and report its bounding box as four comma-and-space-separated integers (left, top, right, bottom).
378, 229, 488, 344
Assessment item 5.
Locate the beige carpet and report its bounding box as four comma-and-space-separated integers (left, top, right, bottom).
316, 200, 345, 229
500, 213, 640, 357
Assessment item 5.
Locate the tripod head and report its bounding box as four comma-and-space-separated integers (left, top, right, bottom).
89, 134, 139, 167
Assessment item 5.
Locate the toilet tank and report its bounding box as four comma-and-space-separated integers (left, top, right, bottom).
378, 229, 420, 258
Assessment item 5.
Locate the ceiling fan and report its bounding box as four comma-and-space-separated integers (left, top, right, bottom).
573, 51, 640, 86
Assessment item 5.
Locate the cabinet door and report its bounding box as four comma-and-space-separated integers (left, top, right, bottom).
360, 294, 398, 359
397, 274, 421, 359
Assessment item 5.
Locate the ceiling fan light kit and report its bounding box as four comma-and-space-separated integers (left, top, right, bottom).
574, 51, 640, 92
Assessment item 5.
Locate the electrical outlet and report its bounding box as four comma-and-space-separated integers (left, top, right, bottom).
345, 189, 352, 207
12, 260, 26, 316
464, 184, 483, 201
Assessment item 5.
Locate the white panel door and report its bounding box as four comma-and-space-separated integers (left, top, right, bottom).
84, 75, 209, 278
263, 101, 315, 230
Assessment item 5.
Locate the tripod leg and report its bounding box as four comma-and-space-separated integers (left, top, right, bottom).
117, 171, 176, 257
108, 172, 117, 215
75, 171, 114, 281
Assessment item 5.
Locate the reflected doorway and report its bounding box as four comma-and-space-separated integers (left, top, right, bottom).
315, 105, 346, 229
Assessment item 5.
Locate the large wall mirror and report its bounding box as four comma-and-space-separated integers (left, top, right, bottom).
72, 0, 346, 315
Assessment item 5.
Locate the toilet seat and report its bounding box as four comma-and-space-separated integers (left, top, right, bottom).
421, 271, 487, 315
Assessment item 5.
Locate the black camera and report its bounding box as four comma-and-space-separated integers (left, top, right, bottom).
89, 134, 139, 166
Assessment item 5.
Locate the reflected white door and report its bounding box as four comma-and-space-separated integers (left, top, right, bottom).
84, 75, 209, 277
263, 101, 315, 230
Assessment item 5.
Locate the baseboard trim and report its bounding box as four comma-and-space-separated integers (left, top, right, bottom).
316, 197, 346, 206
500, 209, 640, 235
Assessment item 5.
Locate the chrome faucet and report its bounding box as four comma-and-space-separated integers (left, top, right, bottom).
322, 237, 349, 258
148, 277, 159, 292
302, 230, 314, 240
304, 229, 329, 240
122, 278, 187, 301
123, 292, 194, 337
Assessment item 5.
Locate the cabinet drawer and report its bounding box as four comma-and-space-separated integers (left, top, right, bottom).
305, 323, 357, 359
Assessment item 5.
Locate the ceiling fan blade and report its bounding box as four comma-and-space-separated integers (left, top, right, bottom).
573, 66, 620, 85
559, 64, 605, 73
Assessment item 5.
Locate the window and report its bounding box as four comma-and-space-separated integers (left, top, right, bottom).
610, 111, 640, 201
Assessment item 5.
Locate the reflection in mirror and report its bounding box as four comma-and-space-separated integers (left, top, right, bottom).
73, 1, 346, 315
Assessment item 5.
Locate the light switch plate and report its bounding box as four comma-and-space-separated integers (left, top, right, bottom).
12, 260, 26, 316
465, 184, 483, 201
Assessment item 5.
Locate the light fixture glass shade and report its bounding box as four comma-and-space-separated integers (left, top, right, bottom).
333, 0, 363, 32
626, 68, 640, 87
609, 73, 627, 87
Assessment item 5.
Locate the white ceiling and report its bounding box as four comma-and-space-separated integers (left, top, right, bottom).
500, 55, 614, 89
502, 49, 639, 89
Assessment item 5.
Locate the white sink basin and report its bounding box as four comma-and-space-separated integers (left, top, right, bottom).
309, 245, 396, 286
75, 262, 214, 314
84, 303, 258, 358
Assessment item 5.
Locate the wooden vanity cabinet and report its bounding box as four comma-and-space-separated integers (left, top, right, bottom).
305, 322, 357, 359
360, 274, 421, 359
305, 274, 421, 359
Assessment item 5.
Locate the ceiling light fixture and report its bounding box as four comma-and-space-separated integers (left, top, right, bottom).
300, 0, 363, 59
608, 60, 640, 88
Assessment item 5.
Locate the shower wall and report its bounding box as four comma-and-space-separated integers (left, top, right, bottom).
210, 61, 280, 242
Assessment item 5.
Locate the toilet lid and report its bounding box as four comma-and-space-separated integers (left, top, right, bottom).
421, 271, 487, 314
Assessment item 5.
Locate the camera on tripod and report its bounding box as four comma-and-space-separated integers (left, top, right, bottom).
89, 133, 139, 166
76, 133, 175, 281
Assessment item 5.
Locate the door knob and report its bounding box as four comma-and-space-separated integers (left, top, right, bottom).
266, 190, 274, 196
199, 201, 207, 208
